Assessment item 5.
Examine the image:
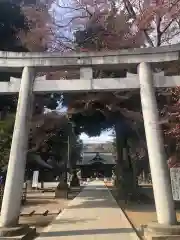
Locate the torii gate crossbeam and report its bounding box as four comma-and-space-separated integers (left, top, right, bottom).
0, 73, 180, 94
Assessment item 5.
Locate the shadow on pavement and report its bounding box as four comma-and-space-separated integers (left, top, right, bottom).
66, 187, 119, 209
40, 227, 134, 237
27, 196, 55, 200
68, 198, 119, 209
51, 218, 96, 225
24, 200, 55, 206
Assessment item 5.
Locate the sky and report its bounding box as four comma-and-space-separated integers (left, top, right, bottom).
80, 130, 113, 143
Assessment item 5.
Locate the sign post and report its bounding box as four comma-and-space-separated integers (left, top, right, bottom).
170, 168, 180, 201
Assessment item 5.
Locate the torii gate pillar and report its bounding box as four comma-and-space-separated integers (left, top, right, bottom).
139, 62, 176, 225
0, 67, 35, 227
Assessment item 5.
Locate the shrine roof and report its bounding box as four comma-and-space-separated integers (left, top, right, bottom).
77, 152, 116, 166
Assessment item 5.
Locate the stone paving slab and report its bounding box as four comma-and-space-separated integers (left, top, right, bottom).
36, 181, 140, 240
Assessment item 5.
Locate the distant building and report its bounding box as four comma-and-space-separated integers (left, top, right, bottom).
83, 143, 113, 153
76, 149, 116, 178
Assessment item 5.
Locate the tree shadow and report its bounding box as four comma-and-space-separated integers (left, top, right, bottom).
123, 203, 156, 213
26, 196, 55, 200
24, 200, 54, 206
20, 215, 56, 228
68, 198, 119, 209
52, 218, 96, 225
40, 227, 135, 237
67, 188, 120, 209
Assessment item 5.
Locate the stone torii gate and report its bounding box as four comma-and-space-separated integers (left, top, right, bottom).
0, 46, 180, 235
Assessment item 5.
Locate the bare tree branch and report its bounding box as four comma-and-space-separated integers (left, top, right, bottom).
122, 0, 154, 46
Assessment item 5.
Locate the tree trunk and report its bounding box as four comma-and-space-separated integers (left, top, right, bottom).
39, 170, 44, 189
115, 121, 137, 201
26, 180, 32, 190
40, 181, 44, 189
57, 164, 69, 190
120, 138, 132, 201
114, 122, 125, 199
26, 169, 33, 190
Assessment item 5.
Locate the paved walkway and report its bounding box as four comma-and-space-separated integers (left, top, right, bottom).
36, 181, 139, 240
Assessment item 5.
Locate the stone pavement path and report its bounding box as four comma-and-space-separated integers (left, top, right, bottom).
36, 181, 140, 240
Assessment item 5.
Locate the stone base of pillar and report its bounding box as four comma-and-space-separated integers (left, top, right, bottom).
0, 224, 36, 239
26, 180, 32, 190
55, 182, 69, 198
144, 222, 180, 240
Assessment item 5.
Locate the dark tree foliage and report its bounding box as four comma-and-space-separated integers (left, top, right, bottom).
45, 94, 60, 110
0, 1, 29, 51
75, 23, 104, 51
0, 2, 59, 114
71, 111, 110, 136
46, 129, 67, 160
0, 1, 29, 115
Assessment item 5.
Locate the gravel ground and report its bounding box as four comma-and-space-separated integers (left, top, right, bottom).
107, 183, 180, 239
19, 188, 79, 237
